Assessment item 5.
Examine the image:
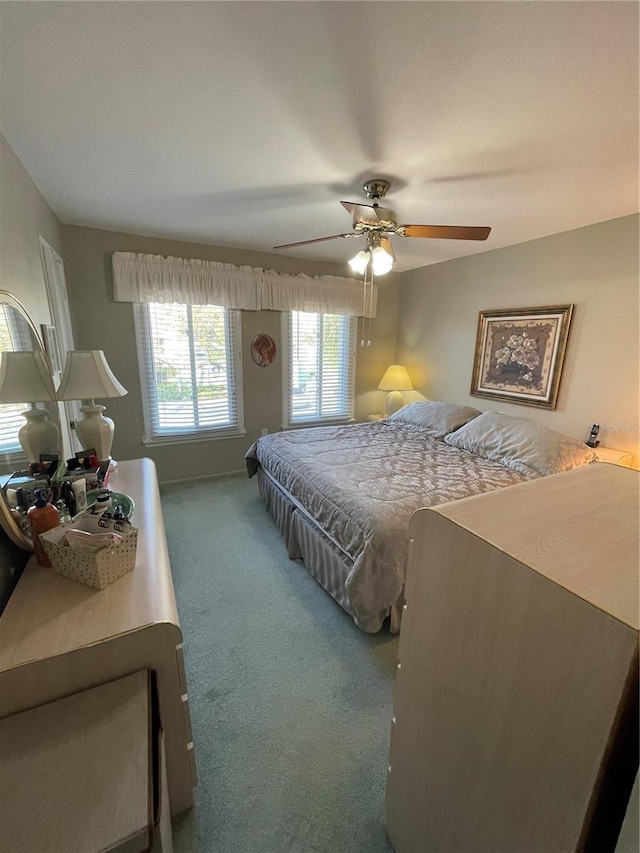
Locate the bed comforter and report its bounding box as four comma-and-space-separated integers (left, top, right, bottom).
245, 421, 530, 632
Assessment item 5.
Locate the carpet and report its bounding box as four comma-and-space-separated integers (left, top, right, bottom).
160, 472, 399, 853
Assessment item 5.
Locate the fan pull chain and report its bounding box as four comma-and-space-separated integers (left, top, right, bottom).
367, 270, 374, 347
359, 266, 375, 348
360, 267, 368, 348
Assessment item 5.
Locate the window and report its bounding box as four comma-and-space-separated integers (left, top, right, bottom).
284, 311, 356, 426
0, 302, 37, 464
135, 303, 244, 444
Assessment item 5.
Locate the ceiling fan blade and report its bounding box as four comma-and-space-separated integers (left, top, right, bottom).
400, 224, 491, 241
379, 235, 396, 262
340, 201, 381, 226
274, 232, 358, 249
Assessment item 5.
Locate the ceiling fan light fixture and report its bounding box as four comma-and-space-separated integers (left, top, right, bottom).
348, 249, 370, 275
371, 244, 394, 276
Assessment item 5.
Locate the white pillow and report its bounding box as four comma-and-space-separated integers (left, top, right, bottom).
386, 401, 482, 439
444, 411, 598, 476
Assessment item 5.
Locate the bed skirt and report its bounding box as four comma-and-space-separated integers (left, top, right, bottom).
256, 467, 403, 633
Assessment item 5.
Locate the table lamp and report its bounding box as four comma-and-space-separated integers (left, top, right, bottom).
0, 350, 59, 461
378, 364, 413, 415
57, 350, 127, 462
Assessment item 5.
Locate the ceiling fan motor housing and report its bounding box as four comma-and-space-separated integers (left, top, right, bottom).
363, 179, 390, 200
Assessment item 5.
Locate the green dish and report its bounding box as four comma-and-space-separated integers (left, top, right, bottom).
86, 490, 135, 520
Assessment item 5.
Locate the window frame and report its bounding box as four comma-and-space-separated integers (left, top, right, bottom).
281, 310, 356, 429
134, 303, 245, 446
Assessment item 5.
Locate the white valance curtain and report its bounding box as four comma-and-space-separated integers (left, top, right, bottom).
260, 270, 376, 316
112, 253, 261, 310
112, 252, 377, 318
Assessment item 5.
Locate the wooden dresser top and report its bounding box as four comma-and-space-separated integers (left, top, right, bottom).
0, 458, 180, 673
417, 464, 639, 631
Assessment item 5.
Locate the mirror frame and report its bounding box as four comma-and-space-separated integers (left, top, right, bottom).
0, 290, 58, 551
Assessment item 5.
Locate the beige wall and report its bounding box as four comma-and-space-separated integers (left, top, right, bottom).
0, 133, 62, 326
396, 215, 640, 461
61, 225, 399, 482
0, 134, 65, 606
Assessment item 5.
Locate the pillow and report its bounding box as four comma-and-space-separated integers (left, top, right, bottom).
386, 401, 482, 439
444, 411, 598, 477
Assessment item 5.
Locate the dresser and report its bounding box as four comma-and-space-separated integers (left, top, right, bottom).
386, 463, 639, 853
0, 457, 196, 818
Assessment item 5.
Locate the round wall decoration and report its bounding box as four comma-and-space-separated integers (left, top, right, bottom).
251, 334, 277, 367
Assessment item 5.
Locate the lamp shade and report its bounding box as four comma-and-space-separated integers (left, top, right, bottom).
56, 350, 126, 461
0, 350, 56, 403
348, 250, 370, 275
371, 246, 394, 276
349, 235, 396, 277
0, 350, 59, 461
378, 364, 413, 392
57, 350, 127, 401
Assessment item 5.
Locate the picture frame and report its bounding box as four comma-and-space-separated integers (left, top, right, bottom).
41, 324, 62, 375
470, 305, 574, 409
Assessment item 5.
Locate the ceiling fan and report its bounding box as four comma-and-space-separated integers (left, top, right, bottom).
274, 179, 491, 275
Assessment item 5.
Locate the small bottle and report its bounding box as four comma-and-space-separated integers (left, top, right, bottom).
71, 478, 87, 514
27, 489, 60, 567
56, 500, 72, 525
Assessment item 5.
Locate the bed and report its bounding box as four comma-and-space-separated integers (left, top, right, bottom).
245, 403, 598, 633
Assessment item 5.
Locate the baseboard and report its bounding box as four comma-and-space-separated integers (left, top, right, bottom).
159, 468, 247, 487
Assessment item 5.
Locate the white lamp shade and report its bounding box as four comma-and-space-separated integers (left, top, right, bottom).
0, 350, 59, 460
378, 364, 413, 392
349, 236, 395, 277
57, 351, 126, 461
348, 250, 370, 275
0, 350, 56, 403
57, 350, 127, 401
371, 248, 393, 275
378, 364, 413, 416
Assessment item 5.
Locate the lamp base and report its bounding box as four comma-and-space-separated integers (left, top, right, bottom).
75, 404, 114, 462
18, 406, 59, 462
385, 390, 405, 415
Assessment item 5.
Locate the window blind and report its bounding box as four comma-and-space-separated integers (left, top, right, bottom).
0, 404, 28, 461
135, 303, 244, 443
0, 303, 41, 463
285, 311, 356, 426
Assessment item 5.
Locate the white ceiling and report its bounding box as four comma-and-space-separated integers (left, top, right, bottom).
1, 2, 638, 272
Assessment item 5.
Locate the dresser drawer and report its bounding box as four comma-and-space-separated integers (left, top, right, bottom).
0, 670, 173, 852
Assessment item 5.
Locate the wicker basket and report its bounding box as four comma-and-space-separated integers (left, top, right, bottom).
40, 516, 138, 590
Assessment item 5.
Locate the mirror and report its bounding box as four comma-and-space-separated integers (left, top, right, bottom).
0, 291, 60, 550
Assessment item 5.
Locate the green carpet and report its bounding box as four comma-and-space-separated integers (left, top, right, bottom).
161, 473, 399, 853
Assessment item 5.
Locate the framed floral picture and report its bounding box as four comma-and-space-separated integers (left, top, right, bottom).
470, 305, 574, 409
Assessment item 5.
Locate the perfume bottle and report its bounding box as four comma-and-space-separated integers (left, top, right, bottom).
56, 500, 72, 525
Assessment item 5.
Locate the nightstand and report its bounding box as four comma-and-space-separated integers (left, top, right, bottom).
594, 447, 634, 467
368, 414, 386, 422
